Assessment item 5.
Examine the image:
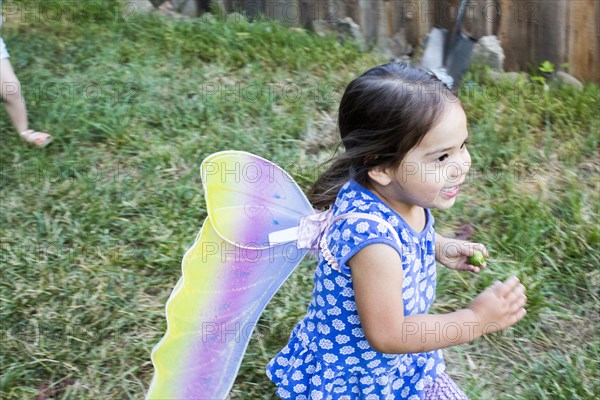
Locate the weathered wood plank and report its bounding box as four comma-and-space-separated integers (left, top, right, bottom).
497, 0, 600, 83
567, 0, 600, 81
299, 0, 331, 27
357, 0, 381, 43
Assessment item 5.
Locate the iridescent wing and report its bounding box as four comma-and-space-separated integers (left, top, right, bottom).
202, 151, 314, 248
147, 151, 314, 399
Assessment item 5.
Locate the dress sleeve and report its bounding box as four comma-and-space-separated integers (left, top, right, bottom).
322, 215, 402, 275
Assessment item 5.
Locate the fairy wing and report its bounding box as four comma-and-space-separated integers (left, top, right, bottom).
202, 151, 314, 248
147, 151, 314, 399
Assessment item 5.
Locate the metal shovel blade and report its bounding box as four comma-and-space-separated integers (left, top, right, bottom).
444, 31, 477, 86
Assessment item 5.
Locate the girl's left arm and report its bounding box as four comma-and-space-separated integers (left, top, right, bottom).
435, 233, 488, 273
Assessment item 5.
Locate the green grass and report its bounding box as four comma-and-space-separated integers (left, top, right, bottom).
1, 1, 599, 399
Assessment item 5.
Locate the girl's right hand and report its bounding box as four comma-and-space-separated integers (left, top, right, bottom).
468, 276, 527, 335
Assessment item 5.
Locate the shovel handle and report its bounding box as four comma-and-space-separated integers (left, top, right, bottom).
445, 0, 470, 64
454, 0, 469, 34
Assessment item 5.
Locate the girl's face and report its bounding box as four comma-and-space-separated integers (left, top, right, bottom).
371, 102, 471, 214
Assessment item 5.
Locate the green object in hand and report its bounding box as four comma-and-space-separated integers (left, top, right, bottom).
467, 250, 486, 266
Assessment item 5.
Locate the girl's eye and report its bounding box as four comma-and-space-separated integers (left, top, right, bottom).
461, 140, 469, 149
436, 154, 449, 162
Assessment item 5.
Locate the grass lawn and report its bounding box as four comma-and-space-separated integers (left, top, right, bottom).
1, 1, 598, 398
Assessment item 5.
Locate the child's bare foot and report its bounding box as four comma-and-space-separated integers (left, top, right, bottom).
19, 130, 53, 148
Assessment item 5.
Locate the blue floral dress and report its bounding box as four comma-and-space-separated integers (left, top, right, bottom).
266, 179, 445, 399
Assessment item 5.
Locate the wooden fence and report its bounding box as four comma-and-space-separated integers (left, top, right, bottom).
171, 0, 600, 83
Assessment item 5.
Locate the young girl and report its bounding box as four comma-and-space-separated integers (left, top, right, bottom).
266, 63, 527, 399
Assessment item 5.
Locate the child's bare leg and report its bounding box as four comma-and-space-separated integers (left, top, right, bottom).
0, 58, 28, 133
1, 58, 52, 147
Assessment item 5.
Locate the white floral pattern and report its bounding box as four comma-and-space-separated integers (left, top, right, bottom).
266, 179, 444, 399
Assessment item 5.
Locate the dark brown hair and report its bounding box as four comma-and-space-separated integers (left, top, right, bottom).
308, 62, 460, 209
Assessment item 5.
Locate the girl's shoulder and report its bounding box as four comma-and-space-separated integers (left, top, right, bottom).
323, 181, 404, 275
332, 180, 395, 218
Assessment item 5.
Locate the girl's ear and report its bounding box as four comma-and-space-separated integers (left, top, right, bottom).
367, 166, 393, 186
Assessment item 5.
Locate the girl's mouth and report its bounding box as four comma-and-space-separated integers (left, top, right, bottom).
440, 185, 460, 198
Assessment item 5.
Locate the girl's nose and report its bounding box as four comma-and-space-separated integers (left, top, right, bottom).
462, 149, 472, 176
446, 163, 462, 182
447, 152, 471, 181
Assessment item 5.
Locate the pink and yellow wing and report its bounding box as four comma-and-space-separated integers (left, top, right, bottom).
147, 151, 314, 399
